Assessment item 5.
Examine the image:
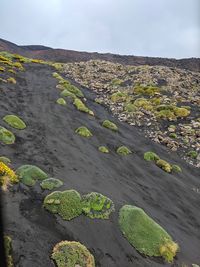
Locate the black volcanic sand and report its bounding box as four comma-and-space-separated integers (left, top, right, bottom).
0, 64, 200, 267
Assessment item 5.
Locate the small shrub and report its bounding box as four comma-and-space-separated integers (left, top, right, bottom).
4, 236, 14, 267
3, 115, 26, 130
56, 98, 66, 106
102, 120, 118, 131
43, 190, 83, 220
75, 126, 93, 138
98, 146, 109, 153
73, 98, 94, 116
117, 146, 132, 155
16, 165, 48, 186
144, 151, 160, 161
40, 178, 63, 190
82, 192, 115, 219
171, 165, 182, 173
187, 150, 198, 159
119, 205, 179, 262
156, 159, 172, 173
0, 126, 15, 144
7, 77, 16, 84
51, 241, 95, 267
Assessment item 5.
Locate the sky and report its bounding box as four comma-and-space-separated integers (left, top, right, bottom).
0, 0, 199, 59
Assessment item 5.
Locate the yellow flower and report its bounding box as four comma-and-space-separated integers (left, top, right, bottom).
0, 162, 18, 189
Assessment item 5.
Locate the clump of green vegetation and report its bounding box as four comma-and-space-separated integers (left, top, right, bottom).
44, 190, 83, 220
117, 146, 132, 155
119, 205, 179, 263
187, 150, 198, 159
111, 78, 123, 87
144, 151, 160, 161
98, 146, 109, 153
60, 89, 76, 99
110, 91, 128, 103
16, 165, 48, 186
134, 98, 153, 111
0, 126, 15, 145
171, 165, 182, 173
0, 161, 18, 190
7, 77, 16, 84
169, 133, 177, 139
124, 103, 138, 113
73, 98, 94, 116
4, 235, 14, 267
82, 192, 115, 219
40, 178, 63, 190
102, 120, 118, 131
3, 115, 26, 130
51, 241, 95, 267
156, 105, 190, 120
134, 85, 160, 96
174, 107, 190, 117
156, 159, 172, 173
95, 98, 103, 104
56, 98, 66, 106
0, 156, 11, 164
75, 126, 93, 138
156, 109, 176, 120
0, 66, 5, 72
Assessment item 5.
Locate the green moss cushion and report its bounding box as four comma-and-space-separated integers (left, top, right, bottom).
116, 146, 132, 155
98, 146, 109, 153
102, 120, 118, 131
43, 190, 83, 220
16, 165, 48, 186
156, 159, 172, 173
40, 178, 63, 190
0, 156, 11, 164
75, 126, 93, 137
3, 115, 26, 129
56, 98, 66, 106
144, 151, 160, 161
0, 126, 15, 144
52, 241, 95, 267
82, 192, 115, 219
119, 205, 179, 262
60, 89, 76, 99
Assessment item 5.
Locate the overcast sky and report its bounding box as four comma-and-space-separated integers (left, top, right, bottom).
0, 0, 199, 58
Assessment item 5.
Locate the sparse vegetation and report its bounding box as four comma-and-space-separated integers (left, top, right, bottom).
3, 115, 26, 130
82, 192, 115, 219
119, 205, 179, 262
117, 146, 132, 155
51, 241, 95, 267
0, 126, 15, 144
75, 126, 93, 137
40, 178, 63, 190
102, 120, 118, 131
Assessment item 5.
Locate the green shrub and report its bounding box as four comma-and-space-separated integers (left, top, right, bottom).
51, 241, 95, 267
156, 159, 172, 173
16, 165, 48, 186
98, 146, 109, 153
3, 115, 26, 130
82, 192, 115, 219
187, 150, 198, 159
4, 235, 14, 267
171, 165, 182, 173
73, 98, 94, 116
117, 146, 132, 155
56, 98, 66, 106
0, 156, 11, 164
75, 126, 93, 138
40, 178, 63, 190
144, 152, 160, 161
60, 89, 76, 99
43, 190, 83, 220
102, 120, 118, 131
7, 77, 16, 84
0, 126, 15, 144
119, 205, 179, 262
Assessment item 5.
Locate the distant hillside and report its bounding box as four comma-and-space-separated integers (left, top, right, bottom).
0, 38, 199, 72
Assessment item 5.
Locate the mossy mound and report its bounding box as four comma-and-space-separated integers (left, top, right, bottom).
16, 165, 48, 186
171, 165, 182, 173
60, 89, 76, 99
4, 235, 14, 267
187, 150, 198, 159
117, 146, 132, 155
40, 178, 63, 190
7, 77, 16, 84
98, 146, 109, 153
0, 156, 11, 164
73, 98, 94, 116
144, 152, 160, 161
43, 190, 83, 220
0, 126, 15, 144
82, 192, 115, 219
3, 115, 26, 129
110, 91, 128, 103
102, 120, 118, 131
156, 159, 172, 173
134, 85, 160, 96
52, 241, 95, 267
56, 98, 66, 106
119, 205, 179, 262
75, 126, 93, 138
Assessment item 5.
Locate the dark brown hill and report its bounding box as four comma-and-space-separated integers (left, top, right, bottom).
0, 38, 199, 72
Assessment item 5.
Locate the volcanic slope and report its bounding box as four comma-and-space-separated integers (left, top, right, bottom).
1, 62, 200, 267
